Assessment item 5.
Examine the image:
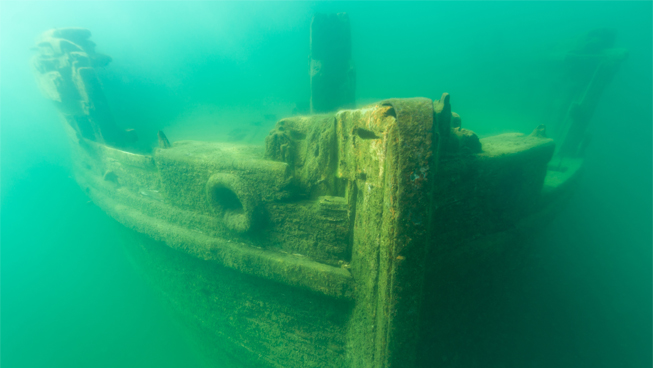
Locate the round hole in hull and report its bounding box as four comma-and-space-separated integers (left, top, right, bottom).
210, 186, 244, 214
206, 173, 254, 233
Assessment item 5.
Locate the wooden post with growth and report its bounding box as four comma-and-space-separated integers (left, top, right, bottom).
310, 13, 356, 114
549, 28, 628, 158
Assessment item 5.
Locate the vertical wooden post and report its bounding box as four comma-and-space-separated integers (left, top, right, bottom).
548, 29, 628, 158
310, 13, 356, 114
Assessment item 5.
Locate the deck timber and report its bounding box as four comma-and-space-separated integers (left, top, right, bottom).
33, 27, 588, 368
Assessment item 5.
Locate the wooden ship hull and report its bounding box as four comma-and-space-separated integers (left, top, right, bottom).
32, 22, 624, 368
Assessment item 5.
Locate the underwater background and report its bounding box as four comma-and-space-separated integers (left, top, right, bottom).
1, 1, 651, 367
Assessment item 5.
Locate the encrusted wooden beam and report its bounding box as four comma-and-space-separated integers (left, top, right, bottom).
310, 13, 356, 114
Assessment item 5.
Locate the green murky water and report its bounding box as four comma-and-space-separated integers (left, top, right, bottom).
2, 2, 651, 367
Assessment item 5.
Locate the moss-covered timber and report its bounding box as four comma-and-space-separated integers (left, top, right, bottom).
32, 26, 606, 368
309, 13, 356, 114
37, 30, 578, 365
31, 28, 134, 148
60, 96, 581, 368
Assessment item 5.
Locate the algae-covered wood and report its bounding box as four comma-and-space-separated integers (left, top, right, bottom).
34, 27, 589, 368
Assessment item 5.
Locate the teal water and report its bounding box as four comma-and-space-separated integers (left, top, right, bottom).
1, 1, 651, 367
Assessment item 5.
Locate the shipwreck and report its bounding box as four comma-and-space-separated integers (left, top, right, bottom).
31, 15, 626, 368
